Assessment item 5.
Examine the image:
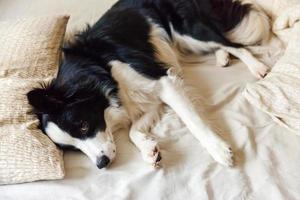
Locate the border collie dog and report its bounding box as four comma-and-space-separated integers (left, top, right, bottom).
27, 0, 270, 169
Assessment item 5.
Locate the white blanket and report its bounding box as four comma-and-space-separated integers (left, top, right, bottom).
245, 22, 300, 134
1, 1, 300, 200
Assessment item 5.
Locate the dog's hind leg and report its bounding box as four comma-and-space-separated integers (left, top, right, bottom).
129, 108, 162, 168
158, 68, 234, 167
172, 32, 269, 79
221, 46, 269, 79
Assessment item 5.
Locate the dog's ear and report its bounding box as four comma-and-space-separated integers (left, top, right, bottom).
27, 87, 64, 114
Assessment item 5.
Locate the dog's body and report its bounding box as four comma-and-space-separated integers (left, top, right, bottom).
27, 0, 270, 169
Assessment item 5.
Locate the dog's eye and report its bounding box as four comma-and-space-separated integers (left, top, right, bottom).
80, 121, 89, 134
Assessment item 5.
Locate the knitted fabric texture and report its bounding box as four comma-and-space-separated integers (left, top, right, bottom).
0, 16, 69, 185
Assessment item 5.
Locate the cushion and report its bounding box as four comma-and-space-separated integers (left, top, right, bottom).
243, 22, 300, 135
0, 16, 69, 185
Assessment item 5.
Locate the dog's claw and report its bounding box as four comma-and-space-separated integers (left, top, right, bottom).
251, 64, 270, 79
205, 138, 234, 167
151, 148, 162, 168
141, 140, 162, 168
156, 152, 162, 162
152, 152, 162, 168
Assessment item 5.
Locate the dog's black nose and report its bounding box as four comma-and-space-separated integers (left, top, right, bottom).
96, 155, 110, 169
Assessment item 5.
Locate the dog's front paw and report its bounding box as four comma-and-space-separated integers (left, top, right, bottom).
140, 139, 162, 168
215, 49, 230, 68
205, 139, 234, 167
250, 63, 270, 79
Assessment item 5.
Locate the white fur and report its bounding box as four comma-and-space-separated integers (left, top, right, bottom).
150, 21, 268, 79
107, 21, 239, 167
149, 22, 181, 73
109, 58, 234, 167
170, 27, 270, 79
226, 1, 271, 45
222, 47, 270, 79
215, 49, 230, 67
172, 29, 219, 55
45, 121, 116, 165
158, 70, 233, 167
105, 106, 131, 134
129, 109, 162, 166
109, 60, 164, 166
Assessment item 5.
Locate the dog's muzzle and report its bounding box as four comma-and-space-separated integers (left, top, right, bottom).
96, 155, 111, 169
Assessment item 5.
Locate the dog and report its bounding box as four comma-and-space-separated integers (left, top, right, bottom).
27, 0, 270, 169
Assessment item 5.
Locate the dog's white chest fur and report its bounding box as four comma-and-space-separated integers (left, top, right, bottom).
109, 60, 162, 122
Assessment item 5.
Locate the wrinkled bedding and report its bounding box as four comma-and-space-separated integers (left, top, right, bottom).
244, 22, 300, 135
1, 1, 300, 200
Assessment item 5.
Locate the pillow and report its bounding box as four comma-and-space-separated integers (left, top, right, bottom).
243, 22, 300, 135
0, 16, 69, 185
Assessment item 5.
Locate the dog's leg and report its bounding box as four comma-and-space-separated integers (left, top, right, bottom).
129, 109, 162, 168
158, 69, 233, 167
105, 106, 130, 134
215, 49, 230, 68
222, 47, 269, 79
172, 32, 269, 79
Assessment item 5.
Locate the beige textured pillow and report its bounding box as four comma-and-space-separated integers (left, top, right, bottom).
243, 22, 300, 135
0, 16, 69, 185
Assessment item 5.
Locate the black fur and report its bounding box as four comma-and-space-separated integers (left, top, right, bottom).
114, 0, 250, 46
27, 0, 251, 145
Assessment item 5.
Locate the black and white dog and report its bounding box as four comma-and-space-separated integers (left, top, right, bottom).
27, 0, 270, 169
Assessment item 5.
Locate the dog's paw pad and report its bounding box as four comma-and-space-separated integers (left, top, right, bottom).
206, 140, 234, 167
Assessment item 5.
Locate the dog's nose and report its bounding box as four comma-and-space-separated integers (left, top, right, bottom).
96, 155, 110, 169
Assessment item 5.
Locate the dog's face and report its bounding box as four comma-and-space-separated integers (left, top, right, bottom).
27, 86, 117, 169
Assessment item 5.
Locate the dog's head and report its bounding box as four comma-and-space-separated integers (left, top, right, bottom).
27, 59, 119, 169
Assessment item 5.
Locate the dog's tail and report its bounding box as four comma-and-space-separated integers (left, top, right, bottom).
211, 0, 270, 46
